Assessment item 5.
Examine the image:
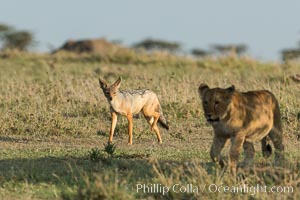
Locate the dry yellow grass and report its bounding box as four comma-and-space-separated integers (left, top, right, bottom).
0, 51, 299, 199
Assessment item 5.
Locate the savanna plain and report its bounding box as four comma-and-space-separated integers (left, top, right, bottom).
0, 50, 299, 199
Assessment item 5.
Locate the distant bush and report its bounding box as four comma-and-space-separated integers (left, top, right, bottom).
281, 48, 300, 62
211, 44, 248, 55
133, 38, 181, 52
191, 48, 211, 57
0, 23, 35, 51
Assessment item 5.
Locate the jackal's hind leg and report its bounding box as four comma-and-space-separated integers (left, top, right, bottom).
151, 112, 160, 130
143, 106, 162, 143
152, 112, 162, 143
145, 116, 162, 144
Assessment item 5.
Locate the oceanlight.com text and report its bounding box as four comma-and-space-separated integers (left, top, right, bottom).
135, 183, 294, 196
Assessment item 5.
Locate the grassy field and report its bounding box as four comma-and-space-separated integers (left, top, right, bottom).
0, 51, 299, 199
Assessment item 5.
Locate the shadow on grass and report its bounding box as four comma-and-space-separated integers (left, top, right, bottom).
0, 136, 33, 143
0, 152, 299, 200
1, 152, 299, 186
0, 156, 147, 186
0, 153, 214, 187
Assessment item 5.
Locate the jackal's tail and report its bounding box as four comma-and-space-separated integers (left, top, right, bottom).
158, 105, 169, 130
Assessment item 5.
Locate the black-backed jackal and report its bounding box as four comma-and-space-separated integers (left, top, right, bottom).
99, 77, 169, 145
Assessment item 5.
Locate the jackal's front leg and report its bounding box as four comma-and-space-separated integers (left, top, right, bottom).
126, 113, 133, 145
109, 112, 118, 143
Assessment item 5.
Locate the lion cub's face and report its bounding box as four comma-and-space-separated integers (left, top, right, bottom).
198, 83, 235, 124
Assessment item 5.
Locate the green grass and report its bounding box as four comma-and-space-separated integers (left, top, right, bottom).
0, 51, 299, 199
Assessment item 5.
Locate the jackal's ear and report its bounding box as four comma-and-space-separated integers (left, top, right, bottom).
198, 83, 209, 98
99, 78, 108, 89
111, 77, 122, 90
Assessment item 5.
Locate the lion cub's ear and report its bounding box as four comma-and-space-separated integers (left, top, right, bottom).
226, 85, 235, 93
198, 83, 210, 98
226, 85, 235, 99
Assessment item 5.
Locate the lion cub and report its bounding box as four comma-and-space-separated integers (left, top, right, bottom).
198, 84, 284, 175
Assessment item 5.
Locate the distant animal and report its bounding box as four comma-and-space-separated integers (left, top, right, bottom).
99, 77, 169, 145
198, 84, 284, 175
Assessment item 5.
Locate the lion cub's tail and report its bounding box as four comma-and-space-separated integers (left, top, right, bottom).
261, 136, 272, 158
